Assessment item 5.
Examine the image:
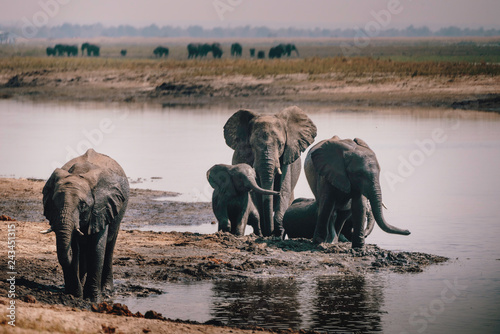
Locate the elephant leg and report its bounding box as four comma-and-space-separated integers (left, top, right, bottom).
335, 210, 353, 242
78, 238, 88, 285
101, 220, 120, 292
212, 192, 231, 233
351, 194, 366, 249
313, 189, 336, 244
273, 163, 295, 237
64, 237, 83, 297
83, 226, 108, 301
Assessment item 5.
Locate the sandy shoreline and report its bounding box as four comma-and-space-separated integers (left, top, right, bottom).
0, 178, 447, 333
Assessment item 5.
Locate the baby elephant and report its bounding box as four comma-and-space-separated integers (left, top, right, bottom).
283, 198, 374, 243
207, 164, 279, 236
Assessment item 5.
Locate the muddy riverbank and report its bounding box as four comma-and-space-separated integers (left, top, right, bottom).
0, 178, 447, 333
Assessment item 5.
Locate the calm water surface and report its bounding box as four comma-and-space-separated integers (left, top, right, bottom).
1, 100, 500, 333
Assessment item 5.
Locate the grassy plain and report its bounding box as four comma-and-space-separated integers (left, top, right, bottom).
0, 37, 499, 110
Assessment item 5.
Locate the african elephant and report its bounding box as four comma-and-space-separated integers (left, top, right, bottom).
231, 43, 242, 57
81, 43, 100, 56
305, 136, 410, 248
54, 44, 78, 57
153, 46, 169, 57
283, 198, 375, 242
269, 45, 285, 59
187, 43, 201, 58
41, 149, 129, 301
257, 50, 265, 59
280, 43, 299, 57
249, 48, 256, 57
46, 46, 56, 56
224, 106, 317, 237
120, 49, 127, 56
207, 164, 279, 236
212, 43, 223, 58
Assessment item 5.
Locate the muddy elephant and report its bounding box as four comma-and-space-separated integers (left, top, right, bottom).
224, 106, 317, 237
231, 43, 242, 57
281, 43, 299, 57
212, 43, 223, 58
81, 43, 100, 56
54, 44, 78, 56
153, 46, 169, 57
283, 198, 375, 242
269, 45, 285, 59
207, 164, 279, 236
42, 149, 129, 301
305, 136, 410, 248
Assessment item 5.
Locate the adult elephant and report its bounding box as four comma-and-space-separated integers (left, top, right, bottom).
212, 43, 223, 58
269, 45, 285, 59
280, 43, 299, 57
54, 44, 77, 57
46, 46, 56, 56
207, 164, 279, 236
224, 106, 317, 237
41, 149, 129, 301
153, 46, 169, 57
81, 42, 100, 56
187, 43, 201, 58
283, 198, 375, 242
231, 43, 242, 57
305, 136, 410, 247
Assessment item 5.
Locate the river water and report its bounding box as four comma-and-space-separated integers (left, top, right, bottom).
1, 100, 500, 333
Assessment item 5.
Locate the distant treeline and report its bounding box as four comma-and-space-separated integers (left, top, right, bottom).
3, 24, 500, 39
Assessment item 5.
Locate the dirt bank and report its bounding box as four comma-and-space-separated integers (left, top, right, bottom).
0, 178, 447, 333
1, 62, 499, 112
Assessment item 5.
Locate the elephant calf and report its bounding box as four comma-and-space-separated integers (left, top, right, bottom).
207, 164, 279, 236
283, 198, 374, 242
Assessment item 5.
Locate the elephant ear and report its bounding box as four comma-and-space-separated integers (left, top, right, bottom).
42, 168, 70, 224
354, 138, 371, 150
278, 106, 317, 165
85, 169, 129, 235
223, 109, 259, 164
310, 139, 355, 194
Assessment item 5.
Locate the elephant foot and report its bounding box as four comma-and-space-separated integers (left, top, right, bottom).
352, 241, 365, 249
338, 234, 350, 243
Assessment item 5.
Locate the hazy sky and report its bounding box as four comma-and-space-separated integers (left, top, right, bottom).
4, 0, 500, 30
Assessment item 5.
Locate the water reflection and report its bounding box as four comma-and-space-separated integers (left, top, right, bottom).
310, 276, 383, 333
207, 275, 384, 332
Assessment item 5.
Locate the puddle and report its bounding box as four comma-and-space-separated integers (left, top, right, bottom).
114, 275, 386, 332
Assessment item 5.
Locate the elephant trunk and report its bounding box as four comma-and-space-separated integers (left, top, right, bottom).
256, 159, 277, 237
55, 207, 82, 296
244, 172, 280, 196
366, 184, 411, 236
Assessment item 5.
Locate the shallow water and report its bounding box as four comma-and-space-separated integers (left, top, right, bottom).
2, 100, 500, 332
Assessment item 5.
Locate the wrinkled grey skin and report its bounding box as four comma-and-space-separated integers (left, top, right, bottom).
207, 164, 279, 236
305, 136, 410, 248
42, 149, 129, 301
224, 106, 317, 237
283, 198, 375, 242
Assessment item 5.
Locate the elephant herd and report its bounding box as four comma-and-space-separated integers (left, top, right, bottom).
45, 42, 299, 59
41, 106, 410, 302
46, 43, 100, 57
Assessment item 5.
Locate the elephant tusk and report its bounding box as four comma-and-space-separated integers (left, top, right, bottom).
76, 229, 84, 236
39, 227, 53, 234
277, 167, 282, 175
382, 202, 388, 210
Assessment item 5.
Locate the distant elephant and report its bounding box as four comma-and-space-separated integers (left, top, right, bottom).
224, 106, 317, 237
46, 46, 56, 56
231, 43, 242, 57
120, 49, 127, 56
187, 43, 201, 58
54, 44, 78, 57
207, 164, 279, 236
81, 43, 100, 56
283, 198, 375, 242
305, 136, 410, 247
268, 45, 285, 59
257, 50, 265, 59
153, 46, 169, 57
249, 48, 256, 57
280, 43, 299, 57
212, 43, 223, 58
41, 149, 129, 301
